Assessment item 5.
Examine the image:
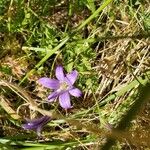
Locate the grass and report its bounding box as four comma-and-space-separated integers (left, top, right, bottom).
0, 0, 150, 149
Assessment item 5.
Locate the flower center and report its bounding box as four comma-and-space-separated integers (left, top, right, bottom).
59, 82, 69, 91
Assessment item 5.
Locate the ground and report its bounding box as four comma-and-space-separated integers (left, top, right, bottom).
0, 0, 150, 149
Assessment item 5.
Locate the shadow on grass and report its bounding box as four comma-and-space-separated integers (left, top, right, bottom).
101, 82, 150, 150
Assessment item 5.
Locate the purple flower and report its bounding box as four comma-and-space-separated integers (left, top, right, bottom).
38, 66, 82, 109
22, 116, 51, 136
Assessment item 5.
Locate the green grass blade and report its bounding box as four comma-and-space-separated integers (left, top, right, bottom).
19, 36, 69, 84
100, 71, 150, 106
101, 82, 150, 149
87, 0, 96, 13
75, 0, 113, 32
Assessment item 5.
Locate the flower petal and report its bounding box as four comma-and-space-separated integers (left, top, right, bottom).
22, 123, 35, 130
22, 116, 51, 130
69, 88, 82, 97
55, 66, 65, 81
37, 126, 42, 136
48, 91, 59, 101
38, 77, 59, 89
66, 70, 78, 85
59, 92, 72, 109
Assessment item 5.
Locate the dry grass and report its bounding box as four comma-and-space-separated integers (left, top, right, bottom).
0, 0, 150, 149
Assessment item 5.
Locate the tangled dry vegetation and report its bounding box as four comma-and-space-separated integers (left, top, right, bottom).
0, 0, 150, 149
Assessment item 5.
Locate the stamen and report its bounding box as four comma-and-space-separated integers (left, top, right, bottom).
59, 82, 69, 90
